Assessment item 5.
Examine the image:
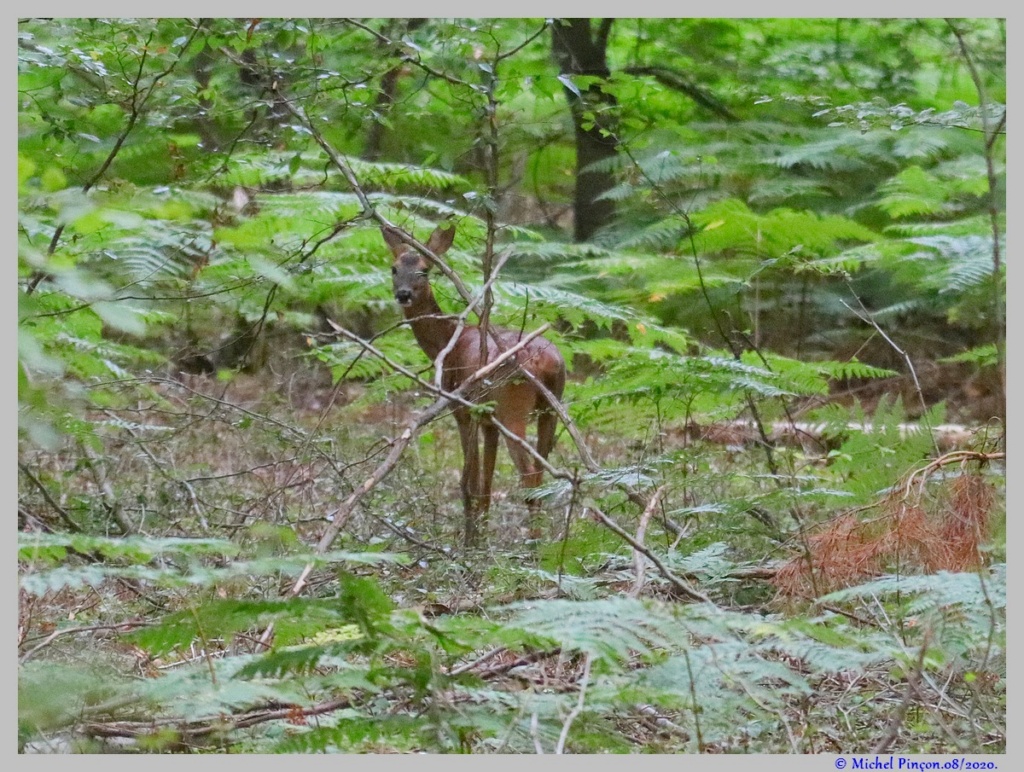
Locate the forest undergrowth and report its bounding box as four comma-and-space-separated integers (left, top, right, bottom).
18, 351, 1006, 754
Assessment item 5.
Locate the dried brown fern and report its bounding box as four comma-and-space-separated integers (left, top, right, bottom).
774, 452, 1000, 597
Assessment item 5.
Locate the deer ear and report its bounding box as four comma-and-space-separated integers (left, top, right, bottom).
381, 226, 407, 257
426, 224, 455, 256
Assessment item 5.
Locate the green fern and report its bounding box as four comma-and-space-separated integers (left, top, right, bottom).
877, 164, 991, 220
939, 343, 999, 368
208, 150, 471, 193
823, 566, 1005, 669
499, 597, 692, 661
692, 198, 879, 257
19, 530, 406, 598
814, 395, 946, 502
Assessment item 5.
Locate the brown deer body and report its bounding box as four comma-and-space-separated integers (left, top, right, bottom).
384, 225, 566, 545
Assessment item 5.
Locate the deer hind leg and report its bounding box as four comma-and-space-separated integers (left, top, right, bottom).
453, 407, 483, 546
536, 408, 558, 468
535, 361, 564, 479
497, 384, 543, 489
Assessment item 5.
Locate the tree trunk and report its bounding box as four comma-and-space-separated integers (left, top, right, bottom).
551, 19, 619, 243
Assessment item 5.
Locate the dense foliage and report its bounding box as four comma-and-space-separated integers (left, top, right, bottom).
18, 18, 1004, 754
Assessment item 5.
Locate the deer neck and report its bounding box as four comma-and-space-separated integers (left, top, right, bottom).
403, 292, 460, 361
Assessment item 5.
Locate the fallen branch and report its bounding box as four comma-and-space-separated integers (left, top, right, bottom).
683, 419, 985, 454
82, 696, 353, 742
19, 620, 151, 664
18, 462, 82, 533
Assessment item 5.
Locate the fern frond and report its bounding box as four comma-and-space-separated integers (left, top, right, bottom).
764, 131, 880, 173
890, 130, 950, 160
939, 344, 999, 368
907, 235, 1000, 292
503, 240, 610, 262
877, 166, 947, 219
884, 215, 994, 238
493, 281, 636, 329
823, 566, 1005, 609
693, 198, 878, 258
499, 597, 690, 661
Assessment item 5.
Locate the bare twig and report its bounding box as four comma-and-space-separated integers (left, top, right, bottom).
448, 647, 508, 676
82, 696, 354, 742
630, 485, 665, 598
634, 703, 691, 741
903, 450, 1004, 500
555, 653, 592, 754
431, 247, 515, 391
342, 19, 475, 89
468, 647, 562, 679
101, 409, 207, 530
842, 295, 934, 447
587, 505, 712, 604
272, 87, 474, 302
530, 711, 544, 754
18, 461, 81, 532
77, 441, 135, 535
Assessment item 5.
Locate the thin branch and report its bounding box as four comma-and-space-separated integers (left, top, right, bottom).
20, 620, 150, 664
630, 485, 664, 598
555, 653, 592, 754
472, 648, 562, 679
18, 461, 81, 532
432, 247, 514, 391
448, 647, 508, 676
343, 18, 475, 89
273, 85, 475, 302
842, 295, 937, 452
903, 450, 1004, 500
76, 441, 135, 535
530, 711, 544, 754
495, 20, 551, 62
83, 696, 354, 741
587, 505, 713, 604
623, 65, 738, 120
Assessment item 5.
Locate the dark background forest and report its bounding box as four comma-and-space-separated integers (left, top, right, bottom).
17, 17, 1005, 754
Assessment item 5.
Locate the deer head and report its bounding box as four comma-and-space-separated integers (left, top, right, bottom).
382, 225, 455, 308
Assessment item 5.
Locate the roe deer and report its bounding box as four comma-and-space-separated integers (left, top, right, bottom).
383, 224, 566, 546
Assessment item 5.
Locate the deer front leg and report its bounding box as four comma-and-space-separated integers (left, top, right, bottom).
480, 420, 499, 520
453, 407, 482, 547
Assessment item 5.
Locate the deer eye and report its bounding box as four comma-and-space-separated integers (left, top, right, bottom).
391, 266, 397, 275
